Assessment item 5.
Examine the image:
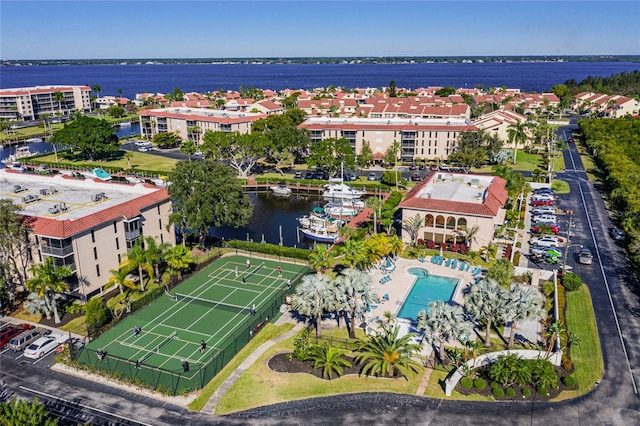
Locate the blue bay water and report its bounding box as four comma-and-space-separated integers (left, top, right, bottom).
2, 62, 639, 99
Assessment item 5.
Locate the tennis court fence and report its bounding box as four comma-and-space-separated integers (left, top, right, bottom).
71, 289, 290, 395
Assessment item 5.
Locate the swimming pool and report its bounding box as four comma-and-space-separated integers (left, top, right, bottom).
397, 268, 459, 322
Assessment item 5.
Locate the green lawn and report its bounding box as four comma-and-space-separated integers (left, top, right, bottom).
557, 285, 603, 398
33, 151, 178, 174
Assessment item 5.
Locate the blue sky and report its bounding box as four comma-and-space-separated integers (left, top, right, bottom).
1, 1, 639, 59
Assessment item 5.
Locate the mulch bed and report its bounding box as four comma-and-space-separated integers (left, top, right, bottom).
268, 353, 401, 380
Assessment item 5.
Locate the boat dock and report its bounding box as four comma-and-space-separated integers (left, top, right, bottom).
242, 181, 387, 197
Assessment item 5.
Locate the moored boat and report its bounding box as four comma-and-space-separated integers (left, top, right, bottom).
82, 168, 112, 181
323, 178, 365, 200
270, 183, 292, 197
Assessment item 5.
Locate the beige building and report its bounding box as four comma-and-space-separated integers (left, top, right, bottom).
0, 169, 174, 300
298, 116, 477, 162
138, 107, 267, 144
0, 85, 91, 121
473, 109, 528, 146
398, 172, 508, 251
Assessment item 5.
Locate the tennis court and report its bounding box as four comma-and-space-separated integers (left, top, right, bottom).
73, 255, 308, 394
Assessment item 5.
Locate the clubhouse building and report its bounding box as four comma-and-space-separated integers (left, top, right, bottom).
398, 172, 508, 250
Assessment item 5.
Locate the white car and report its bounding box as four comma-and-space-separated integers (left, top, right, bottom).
532, 193, 555, 202
23, 336, 59, 359
532, 214, 557, 224
532, 206, 555, 215
138, 147, 149, 152
530, 235, 563, 247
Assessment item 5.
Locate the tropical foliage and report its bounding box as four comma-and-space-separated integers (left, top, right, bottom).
50, 115, 119, 161
307, 343, 352, 380
334, 268, 377, 338
291, 273, 333, 337
25, 257, 72, 323
502, 284, 545, 348
0, 397, 58, 426
417, 301, 471, 363
464, 278, 507, 347
202, 131, 271, 178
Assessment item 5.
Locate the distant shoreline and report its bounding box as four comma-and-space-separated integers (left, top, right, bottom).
3, 55, 640, 66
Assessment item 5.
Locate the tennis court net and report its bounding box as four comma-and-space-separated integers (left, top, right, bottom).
175, 293, 250, 314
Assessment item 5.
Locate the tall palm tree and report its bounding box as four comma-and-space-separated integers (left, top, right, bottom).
386, 234, 403, 257
338, 238, 367, 269
463, 278, 507, 347
458, 225, 480, 249
52, 91, 65, 116
335, 268, 376, 339
417, 301, 472, 363
91, 84, 102, 109
479, 242, 498, 262
366, 196, 384, 235
507, 121, 527, 165
503, 284, 546, 348
25, 258, 72, 324
107, 268, 137, 294
545, 320, 564, 357
308, 244, 334, 273
163, 245, 194, 281
125, 241, 153, 291
402, 213, 423, 247
291, 273, 333, 338
355, 313, 422, 378
144, 236, 170, 282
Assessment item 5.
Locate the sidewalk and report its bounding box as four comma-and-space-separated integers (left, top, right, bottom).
201, 312, 303, 414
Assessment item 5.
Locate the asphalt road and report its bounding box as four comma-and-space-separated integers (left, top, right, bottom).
3, 123, 640, 424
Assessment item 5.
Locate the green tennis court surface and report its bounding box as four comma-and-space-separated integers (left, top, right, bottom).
73, 255, 308, 394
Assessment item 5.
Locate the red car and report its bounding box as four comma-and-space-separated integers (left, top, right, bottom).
531, 200, 553, 207
0, 323, 34, 349
532, 224, 560, 234
568, 138, 575, 143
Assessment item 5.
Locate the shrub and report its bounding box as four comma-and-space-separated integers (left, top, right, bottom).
562, 272, 584, 291
473, 378, 486, 389
293, 328, 311, 361
561, 354, 574, 372
66, 303, 85, 314
85, 297, 111, 329
542, 281, 555, 297
226, 240, 310, 261
562, 376, 576, 388
505, 388, 516, 398
513, 251, 521, 266
522, 388, 531, 397
492, 387, 504, 398
537, 385, 548, 395
460, 377, 473, 388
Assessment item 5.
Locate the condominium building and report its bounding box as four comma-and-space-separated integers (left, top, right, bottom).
0, 85, 91, 120
0, 169, 174, 300
138, 107, 267, 144
398, 172, 508, 251
298, 116, 477, 162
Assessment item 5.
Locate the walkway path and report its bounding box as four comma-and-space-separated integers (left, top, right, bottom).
201, 313, 304, 415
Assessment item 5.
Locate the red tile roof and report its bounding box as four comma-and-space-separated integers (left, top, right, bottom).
399, 174, 507, 217
28, 188, 170, 238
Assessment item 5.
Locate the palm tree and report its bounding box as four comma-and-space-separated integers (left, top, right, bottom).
107, 268, 137, 294
479, 242, 498, 262
503, 284, 546, 348
52, 91, 65, 117
545, 320, 564, 357
335, 268, 377, 339
308, 244, 334, 273
125, 241, 153, 291
163, 245, 194, 281
355, 312, 422, 378
291, 273, 333, 338
417, 301, 472, 363
402, 213, 423, 247
91, 84, 102, 109
507, 121, 527, 165
25, 258, 72, 324
337, 238, 367, 269
144, 236, 170, 282
308, 343, 352, 380
366, 196, 384, 235
458, 225, 480, 249
463, 278, 507, 347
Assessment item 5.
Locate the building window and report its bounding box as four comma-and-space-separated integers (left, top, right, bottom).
91, 230, 95, 243
160, 234, 164, 244
96, 265, 101, 277
457, 218, 467, 230
118, 254, 121, 264
425, 214, 434, 227
435, 215, 445, 229
446, 216, 456, 230
115, 238, 119, 250
93, 247, 98, 260
157, 204, 160, 214
159, 219, 162, 229
113, 221, 117, 232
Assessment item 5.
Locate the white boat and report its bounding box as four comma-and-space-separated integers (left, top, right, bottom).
299, 226, 340, 243
323, 179, 365, 200
125, 175, 145, 184
270, 184, 292, 197
324, 202, 359, 218
297, 209, 343, 243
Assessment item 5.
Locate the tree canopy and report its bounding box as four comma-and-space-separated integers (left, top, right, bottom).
168, 161, 253, 248
306, 137, 355, 174
202, 131, 271, 178
449, 129, 503, 168
50, 115, 119, 161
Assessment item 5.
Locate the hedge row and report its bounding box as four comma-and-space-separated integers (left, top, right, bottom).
225, 240, 311, 261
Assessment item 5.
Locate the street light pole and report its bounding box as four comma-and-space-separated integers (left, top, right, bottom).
561, 214, 582, 278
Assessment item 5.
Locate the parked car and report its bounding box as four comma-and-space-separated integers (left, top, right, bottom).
532, 206, 556, 215
418, 164, 426, 170
368, 173, 377, 181
531, 199, 553, 207
530, 235, 564, 248
531, 193, 555, 202
23, 336, 60, 359
429, 164, 439, 171
408, 164, 417, 170
138, 147, 149, 152
411, 173, 422, 182
610, 228, 626, 241
294, 171, 303, 179
532, 224, 560, 234
0, 324, 34, 349
532, 214, 557, 224
193, 150, 202, 157
577, 247, 593, 265
568, 138, 575, 143
7, 328, 51, 352
439, 164, 450, 171
304, 171, 314, 179
531, 247, 562, 260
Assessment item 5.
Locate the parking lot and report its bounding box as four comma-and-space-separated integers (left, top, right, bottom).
0, 320, 68, 367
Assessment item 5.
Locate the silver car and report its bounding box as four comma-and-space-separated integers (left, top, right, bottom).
577, 248, 593, 265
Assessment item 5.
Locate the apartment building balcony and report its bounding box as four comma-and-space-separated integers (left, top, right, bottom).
41, 244, 74, 257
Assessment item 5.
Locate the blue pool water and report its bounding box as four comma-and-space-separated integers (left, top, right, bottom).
397, 268, 459, 322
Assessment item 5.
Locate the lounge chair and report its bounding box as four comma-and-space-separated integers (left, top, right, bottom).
451, 259, 458, 269
383, 293, 390, 301
445, 258, 451, 267
459, 261, 466, 271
